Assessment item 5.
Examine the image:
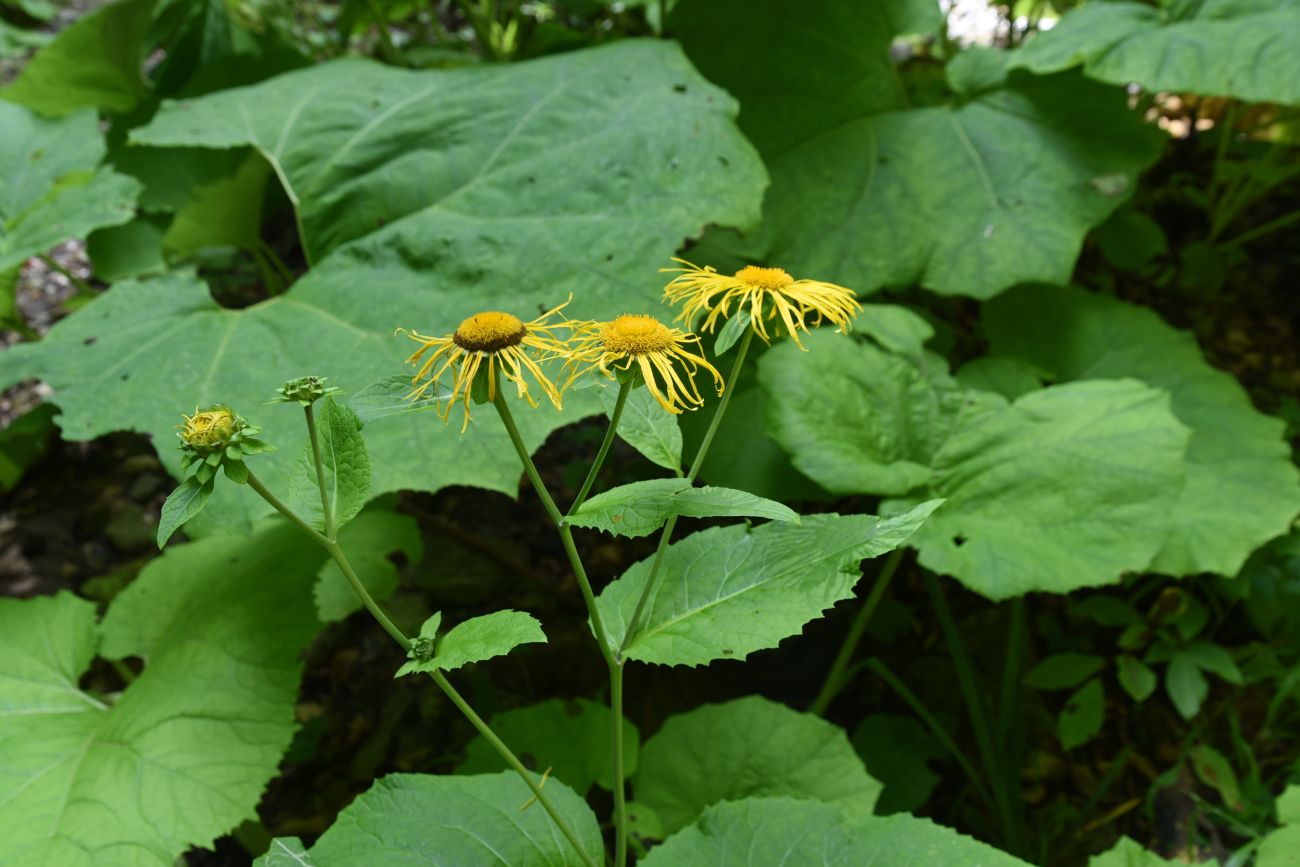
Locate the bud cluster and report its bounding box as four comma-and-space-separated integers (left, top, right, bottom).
272, 376, 341, 407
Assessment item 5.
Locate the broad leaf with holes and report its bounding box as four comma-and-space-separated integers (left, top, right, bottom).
595, 500, 941, 666
0, 522, 325, 866
1013, 0, 1300, 105
985, 285, 1300, 576
640, 797, 1030, 867
457, 699, 639, 793
1, 41, 763, 528
636, 696, 881, 834
671, 0, 1162, 298
266, 773, 602, 867
0, 104, 139, 280
892, 380, 1189, 599
566, 477, 797, 538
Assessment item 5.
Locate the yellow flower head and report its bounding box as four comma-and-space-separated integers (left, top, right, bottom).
564, 314, 723, 414
662, 259, 861, 349
178, 406, 237, 451
399, 301, 570, 431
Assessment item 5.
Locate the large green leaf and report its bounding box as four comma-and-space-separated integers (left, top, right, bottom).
0, 103, 140, 277
288, 772, 603, 866
672, 0, 1162, 298
1087, 837, 1182, 867
635, 696, 881, 834
759, 330, 964, 495
0, 521, 325, 866
457, 698, 639, 793
566, 477, 797, 538
894, 380, 1189, 599
1013, 0, 1300, 105
595, 501, 942, 666
132, 41, 765, 263
984, 285, 1300, 577
1, 0, 157, 115
640, 797, 1030, 867
4, 40, 764, 526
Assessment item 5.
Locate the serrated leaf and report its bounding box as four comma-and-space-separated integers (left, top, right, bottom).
636, 696, 882, 835
288, 397, 371, 533
759, 330, 967, 496
1025, 653, 1107, 690
3, 40, 763, 530
1117, 655, 1158, 702
673, 0, 1161, 299
596, 501, 942, 666
1, 0, 157, 115
640, 797, 1031, 867
315, 509, 422, 622
0, 522, 326, 865
1167, 653, 1209, 719
1058, 677, 1105, 750
1013, 0, 1300, 105
985, 285, 1300, 577
457, 699, 639, 793
895, 380, 1190, 600
599, 382, 682, 473
156, 474, 212, 546
296, 773, 602, 867
396, 610, 546, 677
566, 477, 796, 538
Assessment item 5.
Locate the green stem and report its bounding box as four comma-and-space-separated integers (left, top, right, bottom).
1218, 207, 1300, 249
569, 377, 631, 514
924, 572, 1016, 850
366, 0, 401, 63
431, 669, 601, 867
304, 404, 337, 540
245, 469, 600, 867
39, 253, 94, 296
620, 327, 754, 651
610, 661, 628, 867
808, 548, 904, 716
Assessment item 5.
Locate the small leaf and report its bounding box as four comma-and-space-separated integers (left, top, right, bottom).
1181, 641, 1244, 685
600, 384, 682, 473
1190, 744, 1243, 812
1116, 655, 1157, 702
1058, 677, 1105, 750
1025, 653, 1107, 690
396, 610, 545, 677
156, 476, 212, 547
1166, 653, 1209, 719
567, 477, 797, 538
288, 397, 371, 532
713, 313, 748, 356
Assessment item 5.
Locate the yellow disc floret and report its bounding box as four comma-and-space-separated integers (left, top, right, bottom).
662, 258, 861, 349
179, 406, 236, 450
453, 311, 527, 352
398, 300, 570, 432
563, 314, 722, 415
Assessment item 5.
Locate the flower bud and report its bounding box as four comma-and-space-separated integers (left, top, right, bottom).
273, 375, 341, 407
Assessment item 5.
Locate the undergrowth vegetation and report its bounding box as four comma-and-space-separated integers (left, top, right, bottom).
1, 0, 1299, 865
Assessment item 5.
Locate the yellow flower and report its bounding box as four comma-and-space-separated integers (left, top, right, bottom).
563, 314, 723, 414
178, 406, 236, 450
662, 259, 861, 349
399, 302, 569, 431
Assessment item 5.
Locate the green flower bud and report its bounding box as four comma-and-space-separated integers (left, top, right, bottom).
273, 376, 341, 407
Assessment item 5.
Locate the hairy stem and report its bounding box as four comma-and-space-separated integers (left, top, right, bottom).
304, 403, 337, 540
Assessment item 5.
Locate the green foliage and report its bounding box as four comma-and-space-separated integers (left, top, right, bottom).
640, 797, 1031, 866
396, 610, 546, 676
457, 699, 640, 793
1014, 0, 1300, 105
599, 383, 682, 473
288, 396, 371, 532
0, 521, 324, 865
1, 0, 157, 114
262, 772, 602, 866
156, 473, 213, 545
1087, 837, 1182, 867
314, 507, 421, 621
984, 285, 1300, 577
672, 0, 1162, 298
566, 477, 796, 537
596, 501, 941, 666
635, 696, 882, 835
